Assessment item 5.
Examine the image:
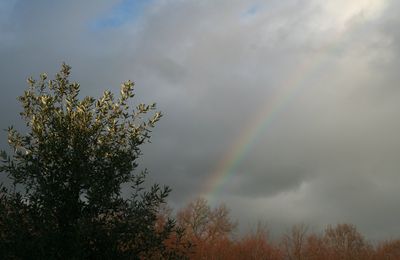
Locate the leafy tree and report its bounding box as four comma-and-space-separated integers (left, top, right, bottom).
0, 63, 186, 259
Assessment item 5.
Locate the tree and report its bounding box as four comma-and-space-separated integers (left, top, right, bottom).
281, 224, 309, 260
323, 223, 372, 260
373, 239, 400, 260
0, 63, 185, 259
176, 198, 237, 259
177, 198, 236, 243
235, 222, 283, 260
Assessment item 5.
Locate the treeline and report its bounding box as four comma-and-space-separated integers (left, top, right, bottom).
163, 198, 400, 259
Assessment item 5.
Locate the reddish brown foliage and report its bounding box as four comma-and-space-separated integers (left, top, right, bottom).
233, 225, 283, 260
373, 240, 400, 260
170, 199, 400, 259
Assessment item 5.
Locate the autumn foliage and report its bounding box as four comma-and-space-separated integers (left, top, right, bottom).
167, 198, 400, 260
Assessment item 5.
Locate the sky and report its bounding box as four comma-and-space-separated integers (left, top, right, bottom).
1, 0, 400, 241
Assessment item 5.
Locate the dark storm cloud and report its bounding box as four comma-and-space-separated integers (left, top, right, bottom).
1, 0, 400, 240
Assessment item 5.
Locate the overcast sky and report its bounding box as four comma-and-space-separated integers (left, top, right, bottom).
1, 0, 400, 241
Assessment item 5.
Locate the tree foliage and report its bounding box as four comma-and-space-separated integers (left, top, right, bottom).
172, 198, 399, 260
176, 198, 237, 259
0, 63, 185, 259
177, 198, 237, 243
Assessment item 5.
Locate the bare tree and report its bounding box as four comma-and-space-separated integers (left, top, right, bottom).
281, 224, 309, 260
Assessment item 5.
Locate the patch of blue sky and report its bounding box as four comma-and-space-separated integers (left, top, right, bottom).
90, 0, 153, 31
242, 3, 264, 18
0, 0, 18, 22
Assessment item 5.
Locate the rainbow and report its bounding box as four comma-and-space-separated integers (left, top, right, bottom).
197, 0, 388, 205
200, 31, 347, 203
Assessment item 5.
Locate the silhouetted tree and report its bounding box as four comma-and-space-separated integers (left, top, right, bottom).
0, 64, 186, 259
